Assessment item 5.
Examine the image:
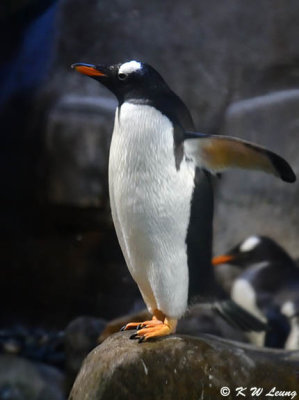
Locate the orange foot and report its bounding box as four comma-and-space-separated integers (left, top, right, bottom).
121, 309, 177, 343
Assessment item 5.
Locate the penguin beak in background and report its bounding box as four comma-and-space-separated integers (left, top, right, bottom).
212, 254, 235, 266
71, 63, 108, 77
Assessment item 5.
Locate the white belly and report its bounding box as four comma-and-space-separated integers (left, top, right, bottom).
108, 102, 195, 318
284, 318, 299, 350
231, 278, 266, 346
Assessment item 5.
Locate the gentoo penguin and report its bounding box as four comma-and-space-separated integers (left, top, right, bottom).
212, 235, 298, 293
72, 60, 295, 342
213, 236, 299, 348
213, 236, 295, 271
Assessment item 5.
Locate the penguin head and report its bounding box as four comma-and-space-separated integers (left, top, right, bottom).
212, 235, 292, 269
71, 60, 169, 104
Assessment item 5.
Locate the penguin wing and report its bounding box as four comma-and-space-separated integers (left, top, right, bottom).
213, 299, 268, 332
184, 132, 296, 183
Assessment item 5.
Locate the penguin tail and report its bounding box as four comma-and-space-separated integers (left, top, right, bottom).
213, 300, 268, 332
184, 132, 296, 183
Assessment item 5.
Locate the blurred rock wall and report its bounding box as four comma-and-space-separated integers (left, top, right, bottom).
214, 89, 299, 254
45, 0, 299, 255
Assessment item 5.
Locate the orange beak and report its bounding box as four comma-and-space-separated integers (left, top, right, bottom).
71, 63, 107, 77
212, 254, 235, 266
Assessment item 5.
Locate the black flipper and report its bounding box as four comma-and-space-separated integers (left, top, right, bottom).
184, 132, 296, 183
213, 299, 268, 332
264, 306, 290, 348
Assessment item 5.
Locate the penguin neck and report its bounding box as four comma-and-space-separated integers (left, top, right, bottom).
119, 87, 195, 134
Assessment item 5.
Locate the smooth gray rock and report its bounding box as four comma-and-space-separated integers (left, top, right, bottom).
69, 332, 299, 400
65, 316, 107, 388
0, 355, 65, 400
214, 89, 299, 257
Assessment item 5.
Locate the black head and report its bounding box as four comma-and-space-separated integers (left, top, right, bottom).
71, 60, 171, 105
212, 235, 294, 269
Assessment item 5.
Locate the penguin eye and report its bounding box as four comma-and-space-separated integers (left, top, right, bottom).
118, 72, 128, 81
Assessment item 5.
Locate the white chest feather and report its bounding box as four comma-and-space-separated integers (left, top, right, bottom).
281, 301, 299, 350
284, 318, 299, 350
231, 278, 266, 346
108, 102, 195, 318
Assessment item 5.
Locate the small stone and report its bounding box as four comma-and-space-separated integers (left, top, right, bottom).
3, 340, 21, 355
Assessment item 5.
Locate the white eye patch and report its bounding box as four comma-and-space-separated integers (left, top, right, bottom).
119, 60, 142, 75
240, 236, 261, 252
281, 301, 295, 317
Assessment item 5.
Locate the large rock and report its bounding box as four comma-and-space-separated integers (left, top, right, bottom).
214, 89, 299, 257
69, 332, 299, 400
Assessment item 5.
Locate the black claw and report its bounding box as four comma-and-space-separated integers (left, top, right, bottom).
129, 333, 139, 340
138, 337, 145, 343
121, 324, 138, 331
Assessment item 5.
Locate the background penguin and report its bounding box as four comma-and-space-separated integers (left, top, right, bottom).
72, 60, 295, 342
213, 235, 297, 293
213, 235, 299, 348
